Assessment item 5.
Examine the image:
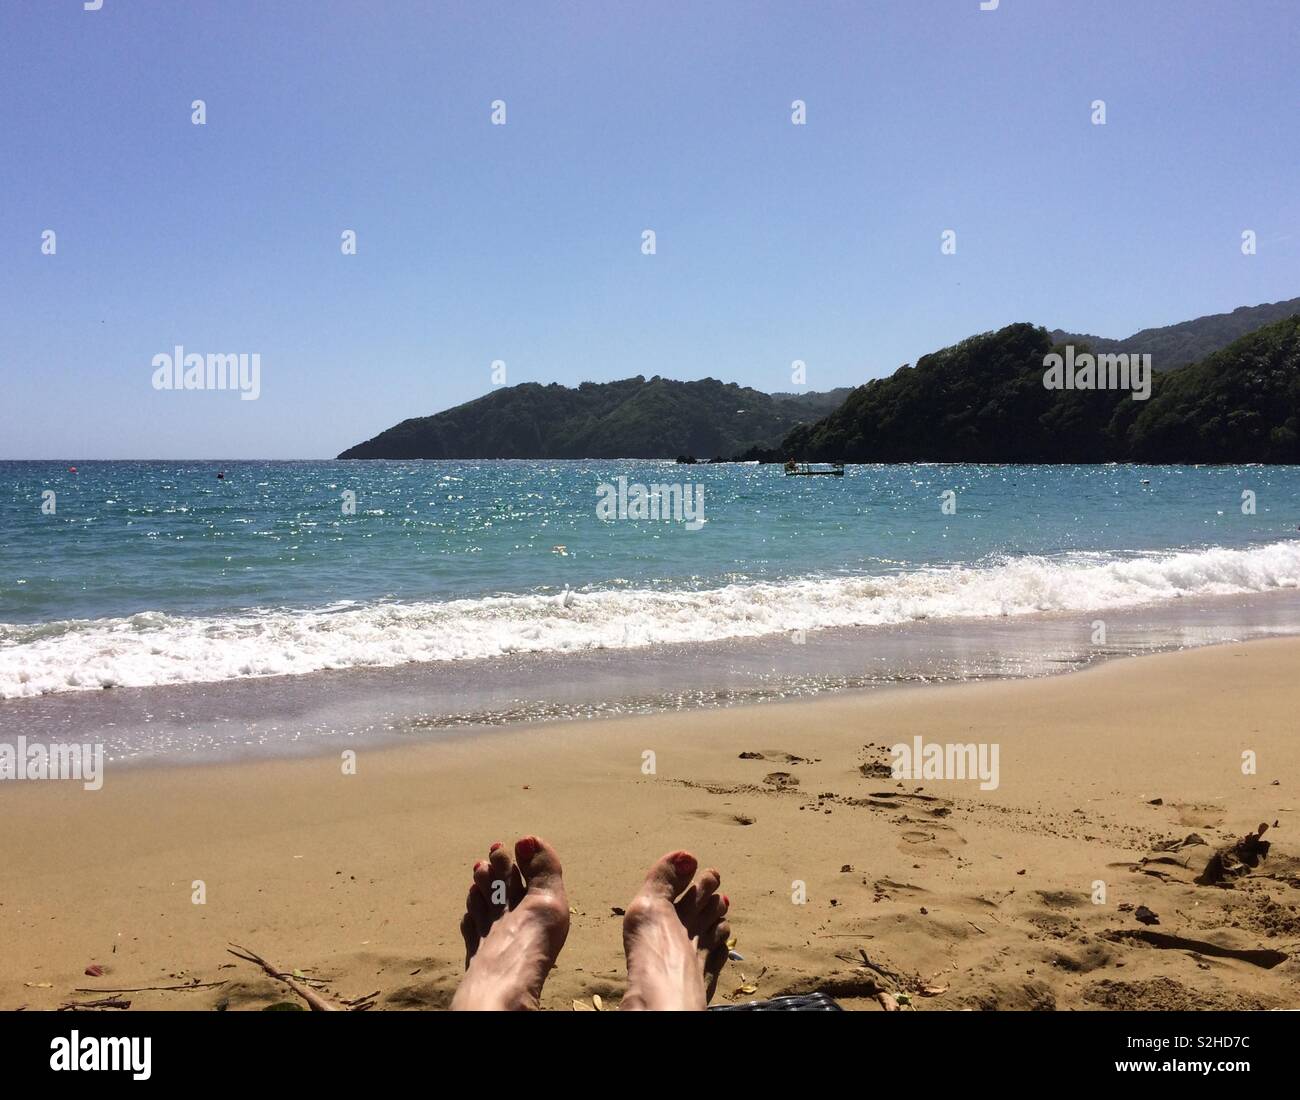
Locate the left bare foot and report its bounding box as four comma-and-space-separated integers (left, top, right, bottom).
451, 835, 570, 1010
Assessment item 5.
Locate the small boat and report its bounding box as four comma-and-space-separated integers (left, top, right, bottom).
783, 460, 844, 477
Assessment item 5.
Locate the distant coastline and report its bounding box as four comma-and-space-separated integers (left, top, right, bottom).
339, 298, 1300, 466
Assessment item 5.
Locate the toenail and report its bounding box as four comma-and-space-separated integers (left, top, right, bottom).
474, 861, 485, 871
723, 894, 730, 906
489, 842, 503, 852
670, 851, 694, 871
517, 836, 540, 858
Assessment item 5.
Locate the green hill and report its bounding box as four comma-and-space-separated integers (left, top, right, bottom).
338, 298, 1300, 463
338, 377, 850, 460
1119, 314, 1300, 463
1052, 296, 1300, 373
780, 315, 1300, 464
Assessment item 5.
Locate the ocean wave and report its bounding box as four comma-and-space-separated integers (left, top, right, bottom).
3, 540, 1300, 698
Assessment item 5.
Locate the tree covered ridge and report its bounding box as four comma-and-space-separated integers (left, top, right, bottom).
779, 315, 1300, 464
1053, 295, 1300, 373
337, 304, 1300, 464
338, 376, 852, 459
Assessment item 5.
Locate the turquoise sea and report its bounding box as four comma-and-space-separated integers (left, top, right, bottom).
3, 459, 1300, 701
3, 458, 1300, 762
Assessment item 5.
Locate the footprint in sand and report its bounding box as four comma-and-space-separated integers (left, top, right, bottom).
682, 809, 756, 827
1052, 941, 1116, 974
1170, 801, 1226, 828
1034, 888, 1087, 910
899, 829, 950, 857
739, 750, 816, 764
865, 790, 953, 817
872, 878, 929, 898
897, 821, 965, 858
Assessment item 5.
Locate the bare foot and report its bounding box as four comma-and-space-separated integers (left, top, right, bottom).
621, 850, 731, 1011
451, 835, 570, 1010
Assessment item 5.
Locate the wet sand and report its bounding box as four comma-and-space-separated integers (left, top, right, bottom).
2, 638, 1298, 1011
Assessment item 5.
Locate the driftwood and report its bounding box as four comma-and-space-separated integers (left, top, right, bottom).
1196, 822, 1272, 886
340, 990, 380, 1010
227, 944, 342, 1012
59, 997, 131, 1011
855, 948, 911, 987
73, 980, 227, 994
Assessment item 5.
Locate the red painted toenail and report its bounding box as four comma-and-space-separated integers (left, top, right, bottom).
670, 851, 694, 871
723, 895, 730, 906
474, 861, 484, 871
489, 842, 503, 853
517, 836, 540, 859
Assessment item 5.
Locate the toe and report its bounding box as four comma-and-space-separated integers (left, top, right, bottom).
508, 863, 527, 906
467, 884, 493, 938
515, 835, 564, 894
472, 859, 497, 904
676, 866, 720, 918
701, 891, 729, 923
487, 845, 515, 907
702, 915, 731, 1004
642, 850, 698, 902
687, 891, 727, 938
460, 905, 479, 959
704, 915, 731, 951
704, 940, 729, 1002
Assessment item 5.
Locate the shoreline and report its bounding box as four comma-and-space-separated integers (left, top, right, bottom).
7, 530, 1300, 706
6, 586, 1300, 768
2, 638, 1297, 1011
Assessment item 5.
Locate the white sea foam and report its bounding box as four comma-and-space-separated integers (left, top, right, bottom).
3, 540, 1300, 698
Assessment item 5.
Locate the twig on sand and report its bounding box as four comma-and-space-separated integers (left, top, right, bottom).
856, 949, 902, 983
59, 997, 131, 1011
227, 944, 342, 1012
341, 991, 380, 1010
73, 980, 228, 994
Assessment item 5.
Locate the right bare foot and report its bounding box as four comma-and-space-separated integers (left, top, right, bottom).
451, 835, 570, 1011
621, 851, 731, 1011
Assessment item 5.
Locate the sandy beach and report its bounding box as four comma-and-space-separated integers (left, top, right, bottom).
2, 638, 1298, 1012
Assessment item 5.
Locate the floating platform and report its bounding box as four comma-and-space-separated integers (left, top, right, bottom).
785, 468, 843, 476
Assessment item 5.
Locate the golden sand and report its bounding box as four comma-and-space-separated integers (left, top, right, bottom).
2, 639, 1297, 1011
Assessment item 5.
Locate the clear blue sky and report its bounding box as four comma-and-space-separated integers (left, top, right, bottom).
1, 0, 1296, 459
